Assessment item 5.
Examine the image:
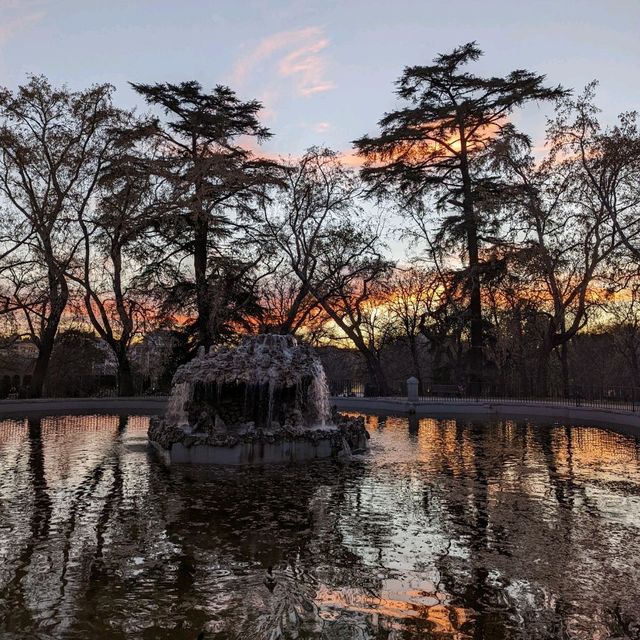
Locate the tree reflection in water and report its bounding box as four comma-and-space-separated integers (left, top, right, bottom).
0, 413, 639, 638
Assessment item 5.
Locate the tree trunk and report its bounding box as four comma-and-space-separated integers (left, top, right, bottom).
30, 301, 65, 398
559, 340, 570, 397
458, 124, 483, 394
117, 353, 134, 397
30, 254, 68, 397
428, 341, 445, 384
280, 283, 310, 334
31, 344, 53, 398
365, 354, 388, 396
515, 311, 530, 395
467, 268, 483, 394
536, 341, 552, 398
193, 215, 212, 352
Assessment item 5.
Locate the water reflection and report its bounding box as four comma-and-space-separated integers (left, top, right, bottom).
0, 414, 639, 638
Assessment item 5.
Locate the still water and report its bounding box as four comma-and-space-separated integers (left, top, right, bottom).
1, 413, 640, 639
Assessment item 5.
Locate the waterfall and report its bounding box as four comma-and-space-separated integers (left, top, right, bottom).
309, 360, 331, 427
260, 335, 295, 429
167, 381, 191, 427
164, 334, 333, 430
150, 332, 370, 465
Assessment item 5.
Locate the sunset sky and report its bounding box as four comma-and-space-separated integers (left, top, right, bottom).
1, 0, 639, 161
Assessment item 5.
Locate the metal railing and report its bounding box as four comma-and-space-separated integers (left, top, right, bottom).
328, 379, 640, 413
2, 373, 637, 413
422, 384, 639, 412
0, 374, 169, 400
328, 379, 404, 398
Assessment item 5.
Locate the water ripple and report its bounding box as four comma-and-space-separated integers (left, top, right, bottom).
0, 414, 639, 638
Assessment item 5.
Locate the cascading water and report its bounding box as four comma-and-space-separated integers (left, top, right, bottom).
149, 333, 369, 464
166, 381, 191, 426
309, 360, 331, 427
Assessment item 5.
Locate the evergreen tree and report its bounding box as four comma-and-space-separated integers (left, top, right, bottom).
131, 81, 278, 351
354, 42, 566, 391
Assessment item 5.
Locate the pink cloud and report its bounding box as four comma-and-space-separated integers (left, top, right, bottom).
301, 82, 335, 96
230, 26, 335, 98
230, 27, 320, 86
313, 121, 331, 133
278, 37, 335, 97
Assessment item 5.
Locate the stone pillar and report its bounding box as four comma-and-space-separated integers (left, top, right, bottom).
407, 376, 419, 402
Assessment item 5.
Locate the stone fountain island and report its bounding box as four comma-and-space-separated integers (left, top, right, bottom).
148, 334, 369, 465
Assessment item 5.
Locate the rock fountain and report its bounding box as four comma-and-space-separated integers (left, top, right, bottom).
148, 334, 368, 464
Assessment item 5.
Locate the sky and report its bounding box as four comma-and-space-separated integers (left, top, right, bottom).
1, 0, 639, 162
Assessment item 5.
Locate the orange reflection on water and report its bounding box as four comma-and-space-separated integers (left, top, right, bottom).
558, 425, 639, 468
0, 418, 27, 446
415, 418, 477, 477
316, 576, 471, 634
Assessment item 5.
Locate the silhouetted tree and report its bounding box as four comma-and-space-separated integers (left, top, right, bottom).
354, 42, 566, 392
46, 329, 106, 397
386, 266, 441, 390
0, 76, 126, 396
256, 268, 324, 336
553, 82, 640, 262
69, 122, 159, 395
604, 277, 640, 387
492, 87, 625, 394
131, 80, 278, 351
253, 148, 363, 334
254, 148, 393, 392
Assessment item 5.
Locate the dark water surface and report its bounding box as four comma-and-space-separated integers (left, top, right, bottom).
1, 414, 640, 639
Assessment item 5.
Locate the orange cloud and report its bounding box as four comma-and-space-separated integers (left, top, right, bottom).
337, 149, 366, 167
230, 27, 335, 98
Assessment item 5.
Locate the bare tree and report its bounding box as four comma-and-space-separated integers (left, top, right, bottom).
492, 91, 626, 393
256, 268, 323, 336
600, 276, 640, 387
0, 76, 125, 396
254, 148, 394, 391
385, 266, 438, 390
312, 248, 394, 393
254, 149, 361, 326
549, 82, 640, 262
67, 124, 160, 395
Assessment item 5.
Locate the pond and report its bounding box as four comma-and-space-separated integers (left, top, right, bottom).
1, 413, 639, 639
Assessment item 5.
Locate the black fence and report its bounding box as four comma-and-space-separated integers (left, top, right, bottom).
328, 379, 640, 413
328, 379, 405, 398
2, 373, 638, 413
0, 374, 169, 400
